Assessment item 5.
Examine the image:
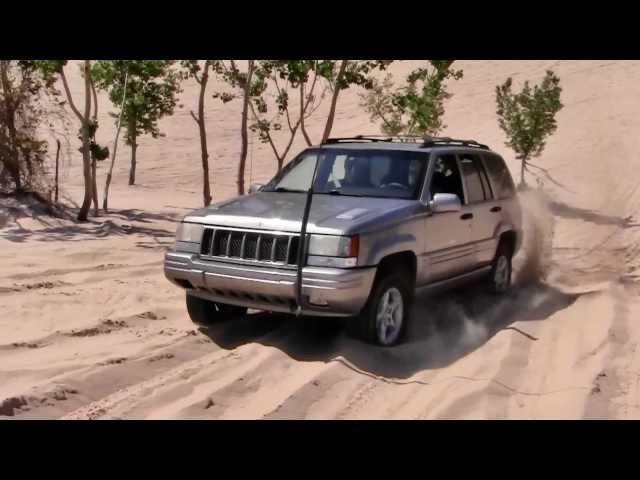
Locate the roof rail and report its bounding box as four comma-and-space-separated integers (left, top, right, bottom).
321, 134, 490, 150
322, 135, 424, 145
421, 136, 490, 150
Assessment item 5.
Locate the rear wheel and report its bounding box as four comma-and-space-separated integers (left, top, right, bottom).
186, 293, 247, 326
488, 241, 513, 294
349, 271, 413, 347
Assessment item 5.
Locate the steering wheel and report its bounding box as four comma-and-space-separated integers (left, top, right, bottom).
382, 182, 409, 190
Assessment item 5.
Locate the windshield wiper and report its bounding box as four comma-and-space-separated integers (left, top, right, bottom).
325, 189, 363, 197
272, 187, 306, 193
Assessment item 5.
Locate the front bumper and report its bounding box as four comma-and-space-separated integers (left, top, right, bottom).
164, 250, 376, 317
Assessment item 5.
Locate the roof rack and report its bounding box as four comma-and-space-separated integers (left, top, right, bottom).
322, 134, 490, 150
322, 135, 424, 144
421, 136, 490, 150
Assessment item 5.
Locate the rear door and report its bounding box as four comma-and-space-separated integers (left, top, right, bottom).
458, 152, 500, 267
423, 152, 476, 282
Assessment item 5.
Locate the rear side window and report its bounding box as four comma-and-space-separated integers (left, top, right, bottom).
459, 154, 489, 204
483, 154, 516, 199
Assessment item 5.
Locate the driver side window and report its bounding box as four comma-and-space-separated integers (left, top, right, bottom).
430, 154, 465, 203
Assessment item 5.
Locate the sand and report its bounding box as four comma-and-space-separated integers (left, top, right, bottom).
1, 60, 640, 419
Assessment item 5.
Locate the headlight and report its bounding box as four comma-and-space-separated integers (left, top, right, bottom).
307, 235, 359, 268
308, 235, 359, 257
175, 222, 204, 243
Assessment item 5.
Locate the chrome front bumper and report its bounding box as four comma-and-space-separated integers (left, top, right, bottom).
164, 250, 376, 317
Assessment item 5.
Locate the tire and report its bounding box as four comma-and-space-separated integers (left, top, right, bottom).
488, 241, 513, 294
185, 293, 247, 326
349, 271, 413, 347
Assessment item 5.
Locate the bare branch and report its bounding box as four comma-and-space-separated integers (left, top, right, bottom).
90, 74, 98, 120
190, 110, 199, 123
306, 82, 329, 118
83, 61, 91, 121
299, 84, 312, 146
249, 100, 281, 162
372, 101, 396, 132
59, 66, 84, 123
273, 75, 293, 133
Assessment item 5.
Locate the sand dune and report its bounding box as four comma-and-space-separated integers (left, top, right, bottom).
1, 60, 640, 419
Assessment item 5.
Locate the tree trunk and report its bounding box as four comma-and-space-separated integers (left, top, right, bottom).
198, 61, 211, 206
321, 60, 348, 144
128, 117, 137, 186
78, 128, 93, 221
54, 140, 60, 203
58, 62, 92, 221
300, 84, 312, 146
238, 60, 255, 196
90, 75, 99, 215
129, 140, 137, 186
77, 61, 93, 222
103, 71, 129, 212
91, 157, 98, 215
520, 157, 526, 187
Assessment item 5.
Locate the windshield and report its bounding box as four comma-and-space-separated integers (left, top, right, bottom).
263, 148, 428, 199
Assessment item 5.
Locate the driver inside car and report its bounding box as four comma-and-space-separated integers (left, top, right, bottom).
341, 156, 373, 189
380, 159, 410, 189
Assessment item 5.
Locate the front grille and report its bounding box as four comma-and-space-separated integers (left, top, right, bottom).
201, 228, 300, 265
258, 235, 274, 261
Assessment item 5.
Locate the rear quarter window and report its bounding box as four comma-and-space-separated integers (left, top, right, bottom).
483, 154, 516, 199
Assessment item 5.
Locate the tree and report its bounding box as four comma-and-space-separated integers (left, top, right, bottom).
92, 61, 182, 186
214, 60, 391, 193
495, 70, 563, 187
34, 60, 101, 221
102, 71, 129, 212
360, 60, 463, 136
241, 60, 390, 174
315, 60, 393, 144
247, 60, 326, 173
213, 60, 256, 195
0, 61, 49, 193
180, 60, 223, 206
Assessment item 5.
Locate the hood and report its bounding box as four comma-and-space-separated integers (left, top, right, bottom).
183, 192, 421, 235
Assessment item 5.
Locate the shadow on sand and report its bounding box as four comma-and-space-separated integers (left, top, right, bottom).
198, 279, 585, 380
1, 206, 177, 245
549, 200, 638, 228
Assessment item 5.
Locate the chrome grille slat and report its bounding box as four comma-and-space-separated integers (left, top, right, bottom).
240, 233, 247, 258
202, 228, 299, 266
225, 231, 232, 257
209, 230, 218, 255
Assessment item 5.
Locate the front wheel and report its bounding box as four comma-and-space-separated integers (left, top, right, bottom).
186, 293, 247, 326
349, 272, 413, 347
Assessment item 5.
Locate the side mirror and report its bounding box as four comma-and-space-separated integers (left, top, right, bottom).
248, 183, 263, 194
429, 193, 462, 213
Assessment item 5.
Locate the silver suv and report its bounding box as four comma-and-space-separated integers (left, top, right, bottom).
165, 136, 522, 346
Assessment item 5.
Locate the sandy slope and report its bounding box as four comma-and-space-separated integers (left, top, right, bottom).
1, 60, 640, 419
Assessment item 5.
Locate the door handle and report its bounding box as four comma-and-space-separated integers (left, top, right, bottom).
460, 213, 473, 220
490, 206, 502, 213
